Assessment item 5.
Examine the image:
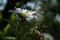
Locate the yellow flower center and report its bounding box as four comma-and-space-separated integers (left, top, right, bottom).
20, 12, 28, 17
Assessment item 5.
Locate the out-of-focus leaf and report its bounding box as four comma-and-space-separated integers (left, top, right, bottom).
5, 36, 16, 40
0, 31, 1, 35
0, 12, 2, 20
10, 14, 16, 21
51, 0, 58, 7
2, 24, 10, 36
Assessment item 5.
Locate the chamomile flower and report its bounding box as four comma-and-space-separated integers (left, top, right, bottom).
8, 7, 41, 21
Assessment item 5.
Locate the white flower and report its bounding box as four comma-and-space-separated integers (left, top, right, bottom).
55, 13, 60, 22
27, 11, 37, 15
21, 9, 27, 13
15, 8, 21, 13
8, 7, 40, 21
43, 33, 54, 40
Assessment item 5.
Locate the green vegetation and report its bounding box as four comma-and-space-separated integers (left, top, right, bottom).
0, 0, 60, 40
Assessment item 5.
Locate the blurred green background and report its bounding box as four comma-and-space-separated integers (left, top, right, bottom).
0, 0, 60, 40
